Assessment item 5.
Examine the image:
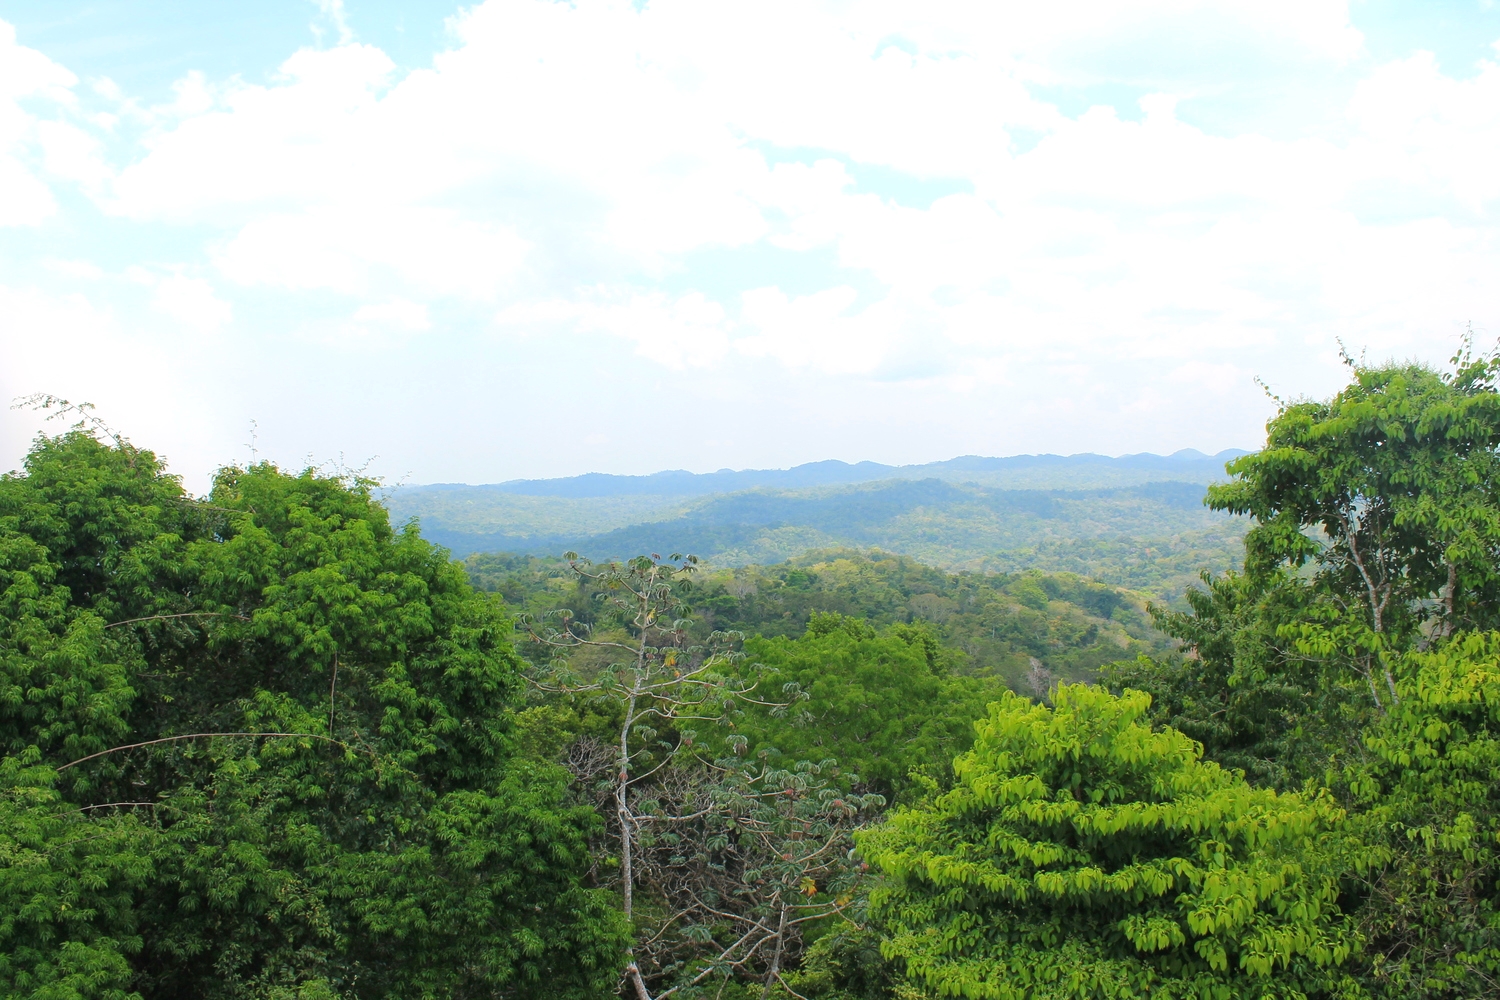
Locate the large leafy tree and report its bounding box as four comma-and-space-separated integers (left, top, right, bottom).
1104, 569, 1369, 791
1207, 348, 1500, 708
858, 684, 1360, 1000
0, 427, 627, 999
1103, 346, 1500, 998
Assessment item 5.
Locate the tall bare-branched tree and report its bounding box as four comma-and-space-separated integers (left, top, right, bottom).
520, 553, 881, 999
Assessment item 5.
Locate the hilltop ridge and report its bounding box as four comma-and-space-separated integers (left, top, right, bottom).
386, 450, 1252, 600
421, 448, 1250, 498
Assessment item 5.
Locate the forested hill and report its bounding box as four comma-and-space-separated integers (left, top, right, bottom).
467, 548, 1175, 692
387, 450, 1250, 601
435, 448, 1248, 498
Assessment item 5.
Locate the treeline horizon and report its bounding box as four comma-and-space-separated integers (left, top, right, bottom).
409, 447, 1250, 493
393, 477, 1247, 605
5, 344, 1500, 999
464, 547, 1172, 693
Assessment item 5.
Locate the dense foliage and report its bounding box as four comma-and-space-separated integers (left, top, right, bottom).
408, 476, 1245, 603
1202, 357, 1500, 716
469, 549, 1169, 692
12, 345, 1500, 1000
1106, 347, 1500, 998
0, 431, 626, 1000
1102, 569, 1357, 790
858, 684, 1359, 999
1343, 633, 1500, 996
734, 613, 1006, 802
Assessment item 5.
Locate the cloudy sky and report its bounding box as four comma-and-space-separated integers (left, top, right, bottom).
2, 1, 1497, 487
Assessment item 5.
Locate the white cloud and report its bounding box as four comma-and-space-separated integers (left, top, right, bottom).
0, 21, 79, 226
43, 258, 104, 279
497, 291, 730, 369
0, 282, 244, 490
34, 120, 110, 190
0, 286, 133, 460
354, 298, 431, 332
4, 1, 1500, 482
109, 44, 398, 220
218, 205, 528, 298
1347, 51, 1500, 209
0, 156, 54, 226
151, 275, 233, 332
738, 286, 895, 375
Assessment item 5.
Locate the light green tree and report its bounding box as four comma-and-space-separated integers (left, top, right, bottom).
858, 684, 1361, 1000
1343, 631, 1500, 997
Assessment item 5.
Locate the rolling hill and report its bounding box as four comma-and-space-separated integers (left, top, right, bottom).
384, 450, 1251, 601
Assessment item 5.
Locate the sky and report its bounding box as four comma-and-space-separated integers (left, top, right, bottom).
2, 0, 1498, 488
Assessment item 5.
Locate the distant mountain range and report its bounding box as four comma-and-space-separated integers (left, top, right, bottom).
418, 449, 1251, 499
386, 450, 1253, 601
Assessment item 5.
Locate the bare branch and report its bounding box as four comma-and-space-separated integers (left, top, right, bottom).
105, 612, 251, 629
58, 732, 352, 770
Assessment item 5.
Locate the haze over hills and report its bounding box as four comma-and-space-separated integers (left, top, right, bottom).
386, 450, 1252, 601
420, 448, 1249, 498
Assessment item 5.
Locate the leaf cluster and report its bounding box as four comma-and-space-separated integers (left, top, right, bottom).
0, 430, 629, 999
858, 684, 1363, 1000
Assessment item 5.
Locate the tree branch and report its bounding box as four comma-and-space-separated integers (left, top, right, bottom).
58, 732, 351, 770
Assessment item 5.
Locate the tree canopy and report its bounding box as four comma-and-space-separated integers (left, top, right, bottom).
0, 431, 627, 1000
12, 344, 1500, 1000
734, 613, 1005, 802
858, 684, 1359, 1000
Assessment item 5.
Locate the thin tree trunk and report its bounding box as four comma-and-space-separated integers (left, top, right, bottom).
1379, 654, 1400, 706
1343, 522, 1384, 634
1363, 658, 1384, 714
620, 688, 651, 1000
1442, 559, 1458, 637
761, 903, 790, 1000
1342, 516, 1399, 704
328, 651, 339, 734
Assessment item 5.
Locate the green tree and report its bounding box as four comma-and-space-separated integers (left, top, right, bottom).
0, 426, 628, 999
1208, 347, 1500, 708
0, 753, 150, 1000
1103, 569, 1368, 791
1105, 347, 1500, 996
519, 552, 800, 1000
736, 612, 1006, 802
858, 684, 1360, 1000
1342, 631, 1500, 998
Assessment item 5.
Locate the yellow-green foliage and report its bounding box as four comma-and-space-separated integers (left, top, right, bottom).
858, 684, 1359, 999
1345, 631, 1500, 997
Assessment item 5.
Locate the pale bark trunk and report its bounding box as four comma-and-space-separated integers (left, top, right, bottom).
760, 903, 790, 1000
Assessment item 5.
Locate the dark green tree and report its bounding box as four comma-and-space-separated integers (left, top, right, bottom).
1105, 344, 1500, 996
1103, 569, 1367, 790
0, 424, 628, 999
736, 612, 1006, 802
